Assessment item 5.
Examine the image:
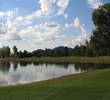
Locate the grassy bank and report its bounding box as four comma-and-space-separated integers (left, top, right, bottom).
3, 56, 110, 63
0, 69, 110, 100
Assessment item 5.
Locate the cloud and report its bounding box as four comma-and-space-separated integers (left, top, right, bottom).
0, 23, 7, 35
0, 7, 88, 50
15, 18, 88, 47
24, 0, 70, 19
25, 0, 57, 19
0, 9, 21, 40
0, 0, 70, 42
0, 0, 70, 37
73, 18, 81, 27
66, 18, 88, 47
37, 0, 56, 16
33, 32, 65, 45
19, 0, 70, 20
57, 0, 70, 18
1, 33, 21, 41
57, 0, 70, 9
0, 11, 15, 18
0, 9, 66, 42
0, 1, 90, 50
87, 0, 103, 9
17, 22, 66, 44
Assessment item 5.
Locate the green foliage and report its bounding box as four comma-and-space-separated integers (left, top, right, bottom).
89, 3, 110, 56
13, 46, 18, 54
92, 3, 110, 30
0, 46, 10, 58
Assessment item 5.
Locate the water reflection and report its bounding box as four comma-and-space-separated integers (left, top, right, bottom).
0, 62, 10, 73
0, 61, 109, 86
74, 63, 110, 71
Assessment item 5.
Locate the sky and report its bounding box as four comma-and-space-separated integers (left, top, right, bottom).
0, 0, 109, 51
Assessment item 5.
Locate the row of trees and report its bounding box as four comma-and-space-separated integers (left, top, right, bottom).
12, 46, 73, 58
0, 46, 75, 58
0, 3, 110, 58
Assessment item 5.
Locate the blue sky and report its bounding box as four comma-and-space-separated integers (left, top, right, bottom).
0, 0, 109, 51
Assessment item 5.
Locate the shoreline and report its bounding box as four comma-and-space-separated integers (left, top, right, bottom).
23, 70, 95, 86
1, 70, 95, 88
0, 56, 110, 64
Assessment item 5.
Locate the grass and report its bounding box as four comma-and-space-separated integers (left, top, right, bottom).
0, 69, 110, 100
7, 56, 110, 63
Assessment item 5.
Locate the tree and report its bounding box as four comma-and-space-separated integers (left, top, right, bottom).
0, 46, 11, 58
12, 46, 18, 57
13, 46, 18, 54
89, 3, 110, 56
92, 3, 110, 31
5, 46, 11, 57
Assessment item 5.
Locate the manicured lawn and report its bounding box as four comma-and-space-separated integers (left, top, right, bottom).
0, 69, 110, 100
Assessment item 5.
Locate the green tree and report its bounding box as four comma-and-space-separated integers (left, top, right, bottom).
89, 3, 110, 56
0, 46, 10, 58
13, 46, 18, 54
12, 46, 18, 57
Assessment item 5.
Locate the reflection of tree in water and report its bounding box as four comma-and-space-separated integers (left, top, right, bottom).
33, 62, 44, 66
0, 62, 11, 73
74, 63, 110, 72
13, 62, 18, 71
44, 62, 69, 69
54, 63, 69, 69
19, 62, 32, 67
33, 62, 70, 69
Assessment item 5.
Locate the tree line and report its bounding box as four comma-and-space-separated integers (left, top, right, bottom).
0, 3, 110, 58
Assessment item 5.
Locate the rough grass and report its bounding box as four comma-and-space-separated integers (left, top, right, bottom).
0, 69, 110, 100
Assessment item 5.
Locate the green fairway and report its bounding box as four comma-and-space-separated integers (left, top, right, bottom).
0, 69, 110, 100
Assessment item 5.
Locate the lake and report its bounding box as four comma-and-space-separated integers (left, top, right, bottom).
0, 61, 109, 86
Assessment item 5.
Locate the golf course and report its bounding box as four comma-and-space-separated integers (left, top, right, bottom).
0, 1, 110, 100
0, 68, 109, 100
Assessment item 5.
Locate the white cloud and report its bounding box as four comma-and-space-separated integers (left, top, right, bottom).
0, 11, 15, 18
25, 0, 57, 19
66, 18, 88, 47
0, 7, 88, 50
20, 0, 70, 19
0, 0, 70, 40
33, 32, 65, 45
87, 0, 103, 9
0, 10, 21, 40
1, 33, 21, 41
57, 0, 70, 18
73, 18, 81, 28
0, 0, 90, 50
0, 0, 70, 39
0, 9, 66, 42
15, 16, 32, 25
17, 22, 65, 45
37, 0, 56, 15
0, 23, 7, 34
0, 12, 6, 17
57, 0, 70, 9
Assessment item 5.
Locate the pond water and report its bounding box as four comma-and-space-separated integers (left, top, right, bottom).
0, 61, 110, 86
